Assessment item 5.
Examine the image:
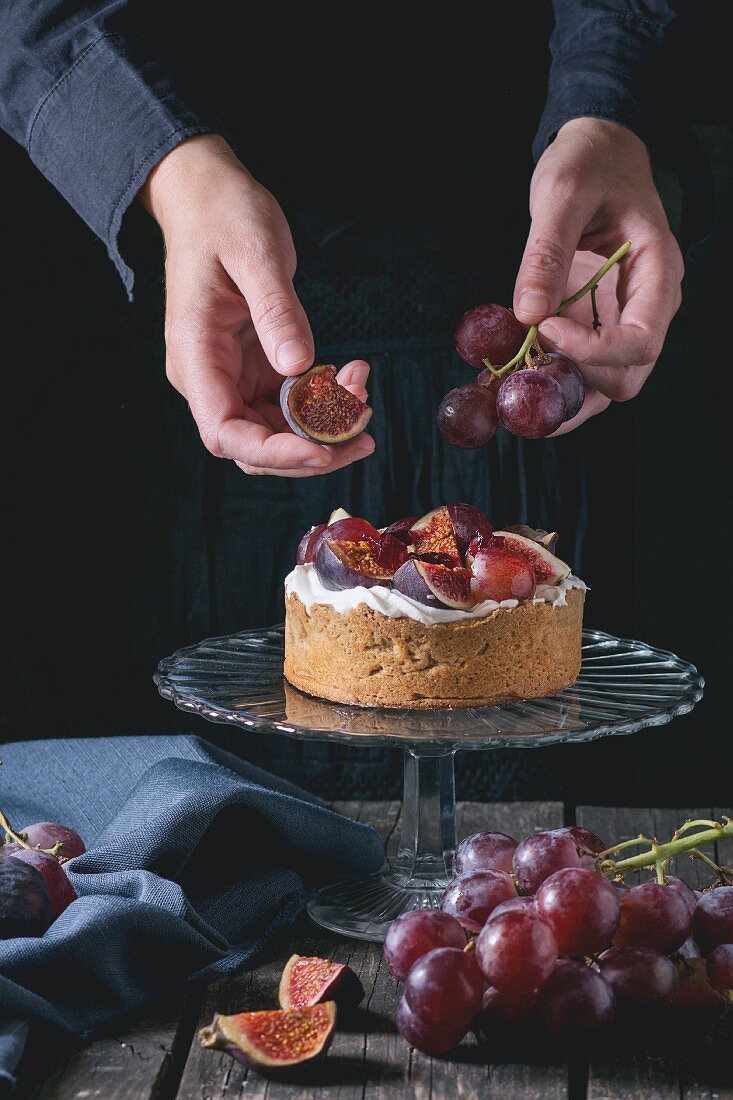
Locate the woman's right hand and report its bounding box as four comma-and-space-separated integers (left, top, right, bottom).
140, 135, 375, 476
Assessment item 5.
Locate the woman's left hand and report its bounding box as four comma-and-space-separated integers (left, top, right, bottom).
512, 117, 684, 435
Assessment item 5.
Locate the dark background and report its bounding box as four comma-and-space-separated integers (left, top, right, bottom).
0, 5, 730, 810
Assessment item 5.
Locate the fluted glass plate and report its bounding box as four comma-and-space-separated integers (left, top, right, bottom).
154, 626, 703, 749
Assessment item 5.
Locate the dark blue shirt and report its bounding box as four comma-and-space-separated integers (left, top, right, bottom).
0, 1, 708, 297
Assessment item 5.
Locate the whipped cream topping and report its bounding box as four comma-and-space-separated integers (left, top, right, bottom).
285, 563, 587, 627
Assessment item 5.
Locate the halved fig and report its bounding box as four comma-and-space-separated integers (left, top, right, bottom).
505, 524, 559, 554
199, 1002, 336, 1074
492, 530, 570, 584
279, 954, 364, 1011
310, 517, 380, 565
280, 364, 372, 444
409, 507, 461, 565
447, 504, 493, 555
296, 523, 327, 565
393, 558, 473, 610
314, 539, 393, 591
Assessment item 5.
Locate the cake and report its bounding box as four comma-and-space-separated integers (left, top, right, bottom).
284, 504, 586, 710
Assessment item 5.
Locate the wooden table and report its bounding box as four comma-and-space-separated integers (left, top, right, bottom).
16, 802, 733, 1099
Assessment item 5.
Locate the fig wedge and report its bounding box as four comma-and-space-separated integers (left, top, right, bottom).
199, 1002, 336, 1074
393, 558, 473, 610
492, 530, 570, 584
280, 364, 372, 444
279, 954, 364, 1011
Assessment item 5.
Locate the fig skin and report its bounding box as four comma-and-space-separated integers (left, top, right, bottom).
314, 539, 391, 592
199, 1003, 337, 1075
280, 363, 372, 444
393, 558, 473, 610
278, 954, 364, 1012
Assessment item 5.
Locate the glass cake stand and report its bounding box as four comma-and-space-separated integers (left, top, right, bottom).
155, 626, 703, 941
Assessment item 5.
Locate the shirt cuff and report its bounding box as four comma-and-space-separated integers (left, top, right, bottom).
26, 33, 219, 298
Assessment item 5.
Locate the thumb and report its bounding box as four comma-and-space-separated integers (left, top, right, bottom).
232, 252, 315, 376
513, 188, 589, 325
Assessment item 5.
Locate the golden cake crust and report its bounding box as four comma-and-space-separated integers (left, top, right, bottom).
284, 588, 584, 709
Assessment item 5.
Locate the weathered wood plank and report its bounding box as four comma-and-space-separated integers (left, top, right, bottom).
579, 807, 733, 1100
177, 801, 569, 1100
22, 995, 196, 1100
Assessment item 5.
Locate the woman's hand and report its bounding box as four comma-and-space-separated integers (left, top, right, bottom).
513, 117, 684, 434
140, 135, 375, 475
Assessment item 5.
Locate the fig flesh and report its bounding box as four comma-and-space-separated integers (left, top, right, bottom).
199, 1002, 337, 1074
492, 531, 570, 585
393, 558, 473, 610
409, 507, 461, 565
278, 954, 364, 1011
314, 539, 393, 591
280, 364, 372, 444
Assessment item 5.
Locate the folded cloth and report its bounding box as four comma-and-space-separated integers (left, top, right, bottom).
0, 735, 384, 1088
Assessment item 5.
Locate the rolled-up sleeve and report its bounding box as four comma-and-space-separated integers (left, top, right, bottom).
0, 3, 218, 296
534, 0, 713, 247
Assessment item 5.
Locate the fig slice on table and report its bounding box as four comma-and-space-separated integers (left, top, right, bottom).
314, 539, 394, 591
491, 530, 570, 585
393, 558, 473, 610
199, 1002, 337, 1074
280, 364, 372, 444
409, 507, 462, 565
279, 954, 365, 1011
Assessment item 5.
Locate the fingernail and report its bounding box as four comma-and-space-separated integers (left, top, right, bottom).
277, 339, 311, 372
538, 322, 561, 348
519, 289, 550, 317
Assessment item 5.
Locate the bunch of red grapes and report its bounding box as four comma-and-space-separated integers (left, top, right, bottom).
384, 825, 733, 1055
438, 304, 585, 448
0, 813, 85, 938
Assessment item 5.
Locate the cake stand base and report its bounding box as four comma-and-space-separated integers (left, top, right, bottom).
308, 748, 457, 941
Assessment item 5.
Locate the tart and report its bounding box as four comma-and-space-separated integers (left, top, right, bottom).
284, 505, 585, 710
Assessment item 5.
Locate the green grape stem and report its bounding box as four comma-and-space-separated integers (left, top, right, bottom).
599, 818, 733, 883
480, 240, 631, 380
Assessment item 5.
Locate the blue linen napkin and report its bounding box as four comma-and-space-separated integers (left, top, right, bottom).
0, 735, 384, 1089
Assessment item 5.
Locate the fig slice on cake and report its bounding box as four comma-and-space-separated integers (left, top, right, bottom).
315, 539, 394, 591
409, 507, 462, 565
280, 364, 372, 444
393, 558, 474, 610
505, 523, 559, 554
491, 530, 570, 585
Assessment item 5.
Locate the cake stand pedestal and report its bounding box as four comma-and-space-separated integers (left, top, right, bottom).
155, 627, 703, 942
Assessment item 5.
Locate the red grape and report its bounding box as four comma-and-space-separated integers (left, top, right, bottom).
470, 546, 536, 603
22, 822, 86, 861
535, 868, 620, 957
453, 831, 518, 876
598, 946, 679, 1005
487, 896, 536, 922
673, 957, 725, 1019
383, 909, 466, 981
437, 384, 498, 448
10, 850, 76, 918
475, 909, 558, 993
496, 370, 566, 439
0, 859, 51, 939
664, 876, 698, 917
612, 881, 691, 953
555, 825, 606, 856
455, 304, 527, 369
441, 869, 517, 932
535, 354, 585, 422
473, 985, 538, 1043
537, 960, 615, 1037
706, 943, 733, 992
692, 886, 733, 954
513, 830, 581, 894
395, 994, 468, 1054
403, 947, 484, 1028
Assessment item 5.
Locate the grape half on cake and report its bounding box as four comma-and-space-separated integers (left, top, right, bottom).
284, 504, 586, 710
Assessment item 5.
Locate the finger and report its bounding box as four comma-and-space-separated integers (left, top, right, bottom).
513, 179, 593, 323
227, 252, 315, 377
548, 388, 611, 436
337, 359, 370, 403
538, 238, 682, 401
235, 433, 376, 477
